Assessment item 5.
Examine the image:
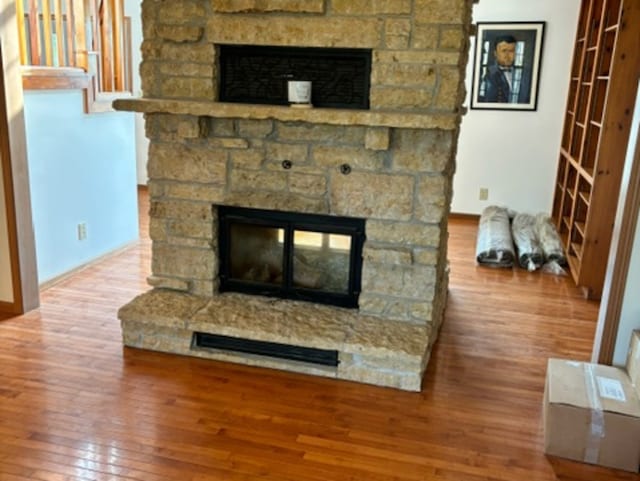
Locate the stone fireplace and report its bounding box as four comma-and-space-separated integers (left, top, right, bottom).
115, 0, 473, 391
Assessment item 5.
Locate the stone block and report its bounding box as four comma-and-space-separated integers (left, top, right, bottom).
208, 138, 250, 149
370, 87, 433, 110
343, 317, 428, 358
277, 123, 365, 145
313, 146, 384, 170
362, 263, 436, 299
164, 183, 225, 203
147, 275, 191, 292
118, 289, 209, 328
147, 143, 227, 184
385, 18, 411, 36
155, 25, 204, 43
149, 217, 167, 241
417, 175, 448, 206
392, 129, 454, 173
331, 0, 411, 15
167, 236, 212, 249
414, 0, 470, 24
177, 117, 209, 139
212, 0, 325, 13
266, 142, 309, 163
159, 63, 213, 78
357, 294, 387, 316
238, 119, 274, 138
372, 63, 437, 87
289, 173, 328, 196
410, 302, 434, 323
161, 77, 214, 100
158, 0, 206, 24
208, 16, 383, 48
191, 294, 349, 350
150, 199, 213, 222
168, 219, 213, 239
191, 280, 216, 298
413, 247, 439, 265
152, 244, 215, 280
364, 127, 390, 151
230, 169, 288, 192
363, 246, 412, 265
412, 25, 439, 49
211, 119, 237, 137
331, 172, 414, 221
367, 220, 441, 247
230, 149, 265, 169
415, 203, 447, 224
440, 26, 466, 50
385, 35, 410, 50
374, 50, 460, 66
160, 43, 215, 63
434, 67, 463, 111
224, 192, 328, 214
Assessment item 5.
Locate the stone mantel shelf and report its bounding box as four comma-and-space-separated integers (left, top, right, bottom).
112, 98, 461, 130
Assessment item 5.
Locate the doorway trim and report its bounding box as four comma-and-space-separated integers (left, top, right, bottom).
0, 1, 39, 315
592, 78, 640, 364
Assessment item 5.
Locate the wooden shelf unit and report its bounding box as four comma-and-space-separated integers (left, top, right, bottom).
552, 0, 640, 299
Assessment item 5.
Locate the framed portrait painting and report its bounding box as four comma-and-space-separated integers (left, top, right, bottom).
471, 22, 545, 111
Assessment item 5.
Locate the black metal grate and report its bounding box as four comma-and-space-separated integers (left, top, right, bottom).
219, 45, 372, 109
193, 332, 340, 366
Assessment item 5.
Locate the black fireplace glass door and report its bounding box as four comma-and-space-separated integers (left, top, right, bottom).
292, 230, 351, 293
218, 205, 365, 308
229, 224, 284, 286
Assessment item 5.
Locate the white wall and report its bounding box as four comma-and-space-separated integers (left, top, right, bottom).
125, 0, 148, 185
24, 90, 139, 283
452, 0, 581, 215
0, 150, 13, 302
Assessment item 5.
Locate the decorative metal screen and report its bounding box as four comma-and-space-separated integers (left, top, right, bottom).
218, 45, 372, 109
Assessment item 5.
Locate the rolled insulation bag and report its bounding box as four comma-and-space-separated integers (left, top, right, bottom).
535, 213, 567, 265
476, 206, 515, 268
512, 213, 544, 271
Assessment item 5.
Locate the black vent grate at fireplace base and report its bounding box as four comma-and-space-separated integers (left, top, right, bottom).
192, 332, 340, 366
219, 45, 372, 109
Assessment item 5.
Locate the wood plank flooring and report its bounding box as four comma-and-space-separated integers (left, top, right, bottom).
0, 191, 634, 480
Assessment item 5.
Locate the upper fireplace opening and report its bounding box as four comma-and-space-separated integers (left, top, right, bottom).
218, 45, 372, 109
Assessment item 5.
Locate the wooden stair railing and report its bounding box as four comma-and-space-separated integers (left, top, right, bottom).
16, 0, 132, 112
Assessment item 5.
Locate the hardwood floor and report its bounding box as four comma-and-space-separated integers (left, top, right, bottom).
0, 191, 633, 481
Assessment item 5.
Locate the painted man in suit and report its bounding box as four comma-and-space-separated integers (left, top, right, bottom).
480, 35, 531, 104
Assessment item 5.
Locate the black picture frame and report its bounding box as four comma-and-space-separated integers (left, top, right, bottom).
471, 22, 546, 111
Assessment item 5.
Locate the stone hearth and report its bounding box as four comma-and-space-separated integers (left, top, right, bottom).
115, 0, 473, 391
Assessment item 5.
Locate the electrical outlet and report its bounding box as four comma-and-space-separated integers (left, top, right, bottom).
77, 222, 87, 241
479, 188, 489, 201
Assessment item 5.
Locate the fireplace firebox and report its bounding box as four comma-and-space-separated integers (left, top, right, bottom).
218, 206, 365, 308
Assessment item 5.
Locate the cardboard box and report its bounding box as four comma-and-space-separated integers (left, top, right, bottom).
626, 330, 640, 393
543, 358, 640, 472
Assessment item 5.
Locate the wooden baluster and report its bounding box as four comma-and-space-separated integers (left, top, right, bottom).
72, 0, 88, 71
54, 0, 64, 66
100, 0, 114, 91
42, 0, 53, 65
28, 0, 40, 65
112, 0, 123, 91
64, 0, 74, 66
87, 0, 97, 52
16, 0, 28, 65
